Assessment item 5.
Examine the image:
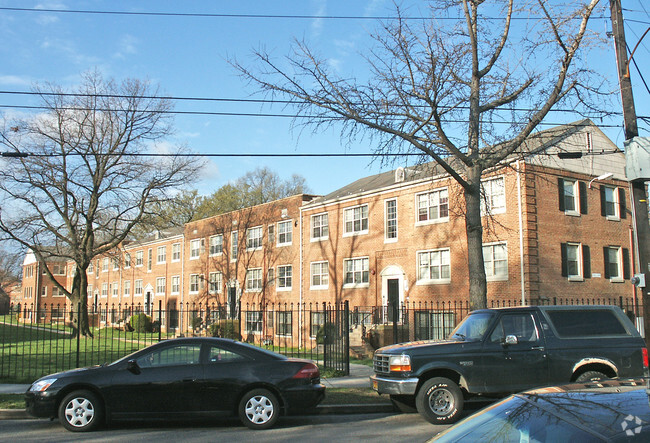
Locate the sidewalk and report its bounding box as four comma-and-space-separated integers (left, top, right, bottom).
0, 364, 394, 419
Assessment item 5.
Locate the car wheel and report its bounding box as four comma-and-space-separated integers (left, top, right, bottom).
576, 371, 609, 382
58, 390, 103, 432
415, 377, 463, 424
238, 388, 280, 430
390, 394, 417, 413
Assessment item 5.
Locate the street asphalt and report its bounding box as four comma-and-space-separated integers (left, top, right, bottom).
0, 363, 393, 419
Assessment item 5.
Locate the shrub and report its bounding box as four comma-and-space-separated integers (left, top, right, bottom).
209, 321, 241, 340
191, 316, 203, 330
130, 313, 153, 333
316, 323, 339, 345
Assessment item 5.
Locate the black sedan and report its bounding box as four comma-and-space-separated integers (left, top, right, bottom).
434, 379, 650, 442
25, 337, 325, 432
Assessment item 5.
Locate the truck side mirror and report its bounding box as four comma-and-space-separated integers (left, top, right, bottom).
504, 335, 518, 346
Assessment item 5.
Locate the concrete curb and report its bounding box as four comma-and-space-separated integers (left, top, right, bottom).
0, 409, 31, 419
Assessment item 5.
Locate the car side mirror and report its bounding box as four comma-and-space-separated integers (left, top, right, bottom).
127, 359, 141, 375
504, 335, 518, 346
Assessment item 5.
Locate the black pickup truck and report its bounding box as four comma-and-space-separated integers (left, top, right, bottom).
370, 305, 649, 424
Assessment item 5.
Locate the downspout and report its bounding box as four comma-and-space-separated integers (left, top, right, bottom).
516, 161, 526, 305
630, 226, 639, 319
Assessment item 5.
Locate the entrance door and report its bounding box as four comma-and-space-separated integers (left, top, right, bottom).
228, 286, 237, 319
144, 292, 151, 314
387, 279, 400, 322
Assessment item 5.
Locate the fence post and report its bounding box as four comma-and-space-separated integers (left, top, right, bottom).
322, 302, 327, 369
158, 300, 162, 342
344, 300, 350, 376
76, 303, 81, 368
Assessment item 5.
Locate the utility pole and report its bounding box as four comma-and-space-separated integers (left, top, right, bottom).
610, 0, 650, 348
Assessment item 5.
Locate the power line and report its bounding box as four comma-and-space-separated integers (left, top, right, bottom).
0, 90, 625, 116
0, 6, 611, 21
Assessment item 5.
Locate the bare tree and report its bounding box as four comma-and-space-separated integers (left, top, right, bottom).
233, 0, 604, 309
0, 71, 203, 335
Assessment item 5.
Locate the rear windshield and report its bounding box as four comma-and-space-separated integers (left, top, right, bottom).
545, 309, 628, 337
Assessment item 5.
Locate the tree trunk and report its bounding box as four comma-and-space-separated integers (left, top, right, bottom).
465, 166, 487, 310
69, 267, 93, 337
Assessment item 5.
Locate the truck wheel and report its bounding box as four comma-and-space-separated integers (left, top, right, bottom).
416, 377, 463, 424
576, 371, 608, 382
390, 395, 417, 413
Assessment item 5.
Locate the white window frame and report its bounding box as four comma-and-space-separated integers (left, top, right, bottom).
134, 279, 143, 296
246, 268, 263, 292
417, 248, 451, 285
385, 198, 398, 242
123, 280, 131, 297
276, 311, 292, 337
565, 242, 583, 281
102, 258, 109, 272
157, 246, 166, 264
562, 178, 580, 216
156, 277, 166, 295
277, 220, 293, 246
343, 257, 370, 288
247, 226, 263, 251
135, 251, 144, 267
343, 204, 369, 236
101, 282, 108, 298
112, 258, 119, 271
311, 213, 329, 241
277, 265, 292, 291
171, 276, 180, 295
481, 177, 506, 216
415, 188, 449, 225
190, 239, 202, 260
605, 246, 624, 282
603, 186, 620, 220
483, 242, 508, 282
209, 272, 222, 294
171, 243, 181, 262
124, 253, 131, 269
112, 282, 119, 298
245, 311, 263, 334
310, 261, 329, 290
209, 234, 223, 256
231, 231, 239, 262
189, 274, 200, 293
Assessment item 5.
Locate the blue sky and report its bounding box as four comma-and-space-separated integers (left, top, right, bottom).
1, 0, 650, 197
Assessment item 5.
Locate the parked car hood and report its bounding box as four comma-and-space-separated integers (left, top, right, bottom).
376, 339, 469, 355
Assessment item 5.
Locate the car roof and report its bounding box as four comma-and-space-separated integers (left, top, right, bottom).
470, 305, 623, 313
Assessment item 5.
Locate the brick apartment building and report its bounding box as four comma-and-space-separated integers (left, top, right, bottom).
17, 119, 642, 333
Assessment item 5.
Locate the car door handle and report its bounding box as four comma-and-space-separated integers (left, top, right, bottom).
531, 346, 545, 351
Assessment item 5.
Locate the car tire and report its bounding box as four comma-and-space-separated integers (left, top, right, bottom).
238, 388, 280, 430
415, 377, 463, 424
58, 390, 103, 432
390, 395, 417, 413
576, 371, 609, 382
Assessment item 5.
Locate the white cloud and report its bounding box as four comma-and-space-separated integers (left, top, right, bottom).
0, 75, 32, 86
114, 35, 139, 59
310, 0, 327, 38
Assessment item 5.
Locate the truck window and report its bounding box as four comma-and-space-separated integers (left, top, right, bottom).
451, 312, 494, 341
490, 314, 538, 343
545, 309, 627, 337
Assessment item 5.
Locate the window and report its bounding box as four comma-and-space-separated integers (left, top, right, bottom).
136, 251, 143, 267
247, 226, 263, 250
311, 213, 329, 241
268, 225, 275, 243
209, 234, 223, 256
134, 279, 143, 296
136, 344, 202, 368
310, 312, 325, 338
156, 277, 166, 295
101, 282, 108, 298
603, 246, 630, 282
231, 231, 238, 260
561, 243, 591, 280
51, 264, 67, 275
385, 199, 398, 241
157, 246, 166, 264
52, 287, 64, 297
245, 311, 263, 333
124, 253, 131, 268
112, 257, 119, 270
172, 243, 181, 262
546, 309, 628, 337
558, 178, 587, 215
209, 272, 222, 293
267, 268, 275, 286
277, 265, 292, 290
481, 177, 506, 215
147, 248, 153, 271
190, 239, 202, 259
277, 220, 292, 245
311, 261, 329, 289
344, 205, 369, 235
208, 345, 247, 363
112, 282, 119, 297
276, 311, 292, 336
416, 188, 449, 223
600, 186, 626, 220
102, 258, 109, 272
41, 286, 47, 297
246, 268, 263, 292
88, 262, 94, 274
483, 243, 508, 281
415, 312, 456, 340
344, 257, 369, 287
417, 249, 451, 284
189, 274, 200, 293
123, 280, 131, 297
489, 313, 539, 343
171, 276, 180, 294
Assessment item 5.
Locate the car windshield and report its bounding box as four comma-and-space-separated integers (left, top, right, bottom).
449, 312, 494, 341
